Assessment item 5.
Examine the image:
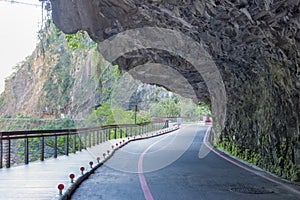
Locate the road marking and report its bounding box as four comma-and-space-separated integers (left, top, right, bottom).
203, 127, 300, 196
138, 134, 174, 200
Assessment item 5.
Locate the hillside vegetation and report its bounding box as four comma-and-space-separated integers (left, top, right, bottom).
0, 20, 210, 131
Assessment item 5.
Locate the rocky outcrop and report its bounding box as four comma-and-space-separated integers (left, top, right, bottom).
50, 0, 300, 180
0, 22, 172, 121
0, 24, 100, 119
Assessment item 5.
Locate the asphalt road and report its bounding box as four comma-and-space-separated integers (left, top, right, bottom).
71, 124, 300, 200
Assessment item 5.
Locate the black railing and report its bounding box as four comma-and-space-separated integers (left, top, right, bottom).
0, 122, 164, 168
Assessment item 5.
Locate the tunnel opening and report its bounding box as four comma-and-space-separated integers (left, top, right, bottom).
86, 62, 212, 127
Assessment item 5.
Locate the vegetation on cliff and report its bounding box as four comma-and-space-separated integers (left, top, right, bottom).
0, 20, 210, 131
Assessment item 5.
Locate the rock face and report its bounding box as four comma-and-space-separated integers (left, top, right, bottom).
0, 22, 172, 122
0, 24, 101, 119
50, 0, 300, 180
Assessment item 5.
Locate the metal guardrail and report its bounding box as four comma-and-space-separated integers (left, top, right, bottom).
0, 122, 164, 168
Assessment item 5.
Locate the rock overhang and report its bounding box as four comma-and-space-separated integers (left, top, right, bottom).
50, 0, 300, 180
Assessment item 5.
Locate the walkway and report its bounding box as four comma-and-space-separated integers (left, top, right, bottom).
0, 127, 177, 200
71, 124, 300, 200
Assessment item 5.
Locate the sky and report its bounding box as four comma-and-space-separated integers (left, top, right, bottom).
0, 0, 42, 93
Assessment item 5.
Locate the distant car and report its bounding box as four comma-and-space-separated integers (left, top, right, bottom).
205, 119, 213, 125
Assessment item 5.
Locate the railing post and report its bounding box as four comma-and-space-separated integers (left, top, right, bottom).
65, 134, 69, 156
120, 128, 123, 138
106, 129, 109, 141
88, 132, 92, 148
40, 136, 44, 161
54, 135, 58, 158
103, 130, 106, 141
5, 140, 11, 168
24, 138, 29, 164
125, 127, 128, 137
146, 124, 148, 133
100, 130, 103, 143
79, 134, 82, 152
96, 131, 99, 144
93, 131, 96, 146
84, 133, 87, 149
0, 138, 2, 168
99, 130, 101, 143
72, 134, 76, 153
114, 127, 117, 139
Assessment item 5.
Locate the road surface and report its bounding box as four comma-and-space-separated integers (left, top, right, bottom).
71, 124, 300, 200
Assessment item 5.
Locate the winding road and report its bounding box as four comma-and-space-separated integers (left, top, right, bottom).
71, 124, 300, 200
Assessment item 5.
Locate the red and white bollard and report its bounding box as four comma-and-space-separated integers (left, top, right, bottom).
69, 174, 75, 183
107, 150, 110, 154
89, 161, 93, 168
97, 157, 101, 163
80, 167, 85, 175
120, 141, 122, 145
116, 143, 119, 147
58, 184, 64, 196
112, 145, 114, 149
103, 153, 106, 158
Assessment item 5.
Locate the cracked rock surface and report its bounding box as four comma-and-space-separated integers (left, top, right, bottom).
50, 0, 300, 181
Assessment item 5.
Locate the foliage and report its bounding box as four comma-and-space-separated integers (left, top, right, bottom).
215, 131, 299, 182
0, 117, 77, 131
86, 102, 151, 126
87, 102, 115, 126
100, 64, 122, 101
43, 53, 75, 106
149, 95, 210, 118
65, 31, 86, 50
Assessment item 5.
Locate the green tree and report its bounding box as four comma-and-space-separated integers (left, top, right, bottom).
149, 97, 181, 117
87, 102, 115, 126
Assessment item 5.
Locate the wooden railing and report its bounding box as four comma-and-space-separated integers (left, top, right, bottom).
0, 122, 164, 168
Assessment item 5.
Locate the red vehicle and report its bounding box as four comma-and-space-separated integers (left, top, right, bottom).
205, 118, 213, 125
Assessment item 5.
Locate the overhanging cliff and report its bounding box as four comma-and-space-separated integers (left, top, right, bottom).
50, 0, 300, 181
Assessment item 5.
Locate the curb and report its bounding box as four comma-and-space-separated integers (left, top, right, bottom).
216, 147, 300, 187
205, 128, 300, 189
